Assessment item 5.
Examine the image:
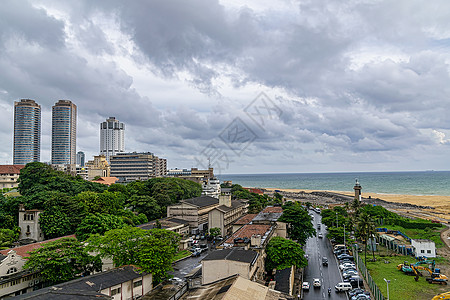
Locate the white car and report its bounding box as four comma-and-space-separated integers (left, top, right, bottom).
318, 233, 323, 238
339, 262, 356, 271
302, 282, 310, 290
313, 278, 321, 288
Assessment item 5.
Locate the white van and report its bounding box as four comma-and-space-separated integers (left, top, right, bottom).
335, 282, 352, 292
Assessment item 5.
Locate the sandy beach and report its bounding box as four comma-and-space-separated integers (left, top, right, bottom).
265, 188, 450, 221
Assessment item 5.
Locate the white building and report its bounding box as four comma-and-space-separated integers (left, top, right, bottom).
18, 205, 43, 242
100, 117, 125, 163
411, 239, 436, 258
202, 177, 221, 199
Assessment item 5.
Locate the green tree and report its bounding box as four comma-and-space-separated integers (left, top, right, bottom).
76, 213, 127, 241
126, 195, 161, 220
87, 227, 180, 282
279, 202, 315, 245
265, 236, 307, 271
356, 212, 376, 264
23, 237, 101, 284
209, 227, 221, 237
76, 191, 124, 214
273, 193, 283, 204
0, 228, 20, 249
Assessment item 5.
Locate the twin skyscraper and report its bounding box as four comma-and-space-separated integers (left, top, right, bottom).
13, 99, 124, 165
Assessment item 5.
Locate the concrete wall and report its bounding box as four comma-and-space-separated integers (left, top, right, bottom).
202, 260, 251, 285
208, 209, 225, 236
102, 273, 152, 300
411, 240, 436, 258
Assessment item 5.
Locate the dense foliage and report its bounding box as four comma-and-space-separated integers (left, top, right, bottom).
229, 184, 279, 213
265, 236, 307, 271
23, 237, 102, 284
279, 202, 316, 245
0, 162, 202, 242
87, 227, 180, 282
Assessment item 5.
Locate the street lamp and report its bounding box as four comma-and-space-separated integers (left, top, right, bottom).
336, 212, 338, 228
384, 278, 390, 300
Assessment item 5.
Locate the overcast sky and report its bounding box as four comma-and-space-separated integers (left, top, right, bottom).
1, 0, 450, 174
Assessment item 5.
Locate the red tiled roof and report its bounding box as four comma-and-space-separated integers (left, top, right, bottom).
234, 214, 257, 225
243, 187, 264, 195
225, 224, 271, 244
262, 206, 283, 213
0, 235, 76, 258
91, 177, 119, 185
0, 165, 25, 174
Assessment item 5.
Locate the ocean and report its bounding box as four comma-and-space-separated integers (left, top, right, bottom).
217, 171, 450, 196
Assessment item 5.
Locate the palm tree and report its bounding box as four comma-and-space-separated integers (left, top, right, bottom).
357, 212, 376, 265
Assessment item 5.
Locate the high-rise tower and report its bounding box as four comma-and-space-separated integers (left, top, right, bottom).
100, 117, 125, 163
51, 100, 77, 165
13, 99, 41, 165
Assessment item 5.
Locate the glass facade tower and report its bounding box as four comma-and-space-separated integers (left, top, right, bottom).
13, 99, 41, 165
51, 100, 77, 165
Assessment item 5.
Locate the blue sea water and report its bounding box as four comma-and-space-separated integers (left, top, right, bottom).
217, 171, 450, 196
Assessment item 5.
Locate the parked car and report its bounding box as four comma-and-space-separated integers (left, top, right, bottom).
322, 257, 328, 266
351, 294, 371, 300
339, 262, 356, 271
349, 288, 366, 298
318, 233, 323, 238
334, 249, 350, 256
349, 276, 365, 288
191, 250, 201, 257
343, 271, 359, 280
342, 267, 357, 274
338, 254, 354, 261
335, 282, 353, 292
313, 278, 321, 288
302, 282, 310, 290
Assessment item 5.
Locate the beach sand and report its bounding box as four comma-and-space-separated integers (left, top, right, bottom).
265, 188, 450, 221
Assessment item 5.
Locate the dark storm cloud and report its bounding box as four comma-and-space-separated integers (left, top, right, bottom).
1, 0, 450, 172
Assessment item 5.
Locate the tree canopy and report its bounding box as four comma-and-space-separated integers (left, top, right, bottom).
279, 202, 315, 245
23, 237, 102, 284
265, 236, 307, 271
87, 227, 180, 282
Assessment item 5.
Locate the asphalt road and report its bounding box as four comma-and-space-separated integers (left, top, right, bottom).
303, 211, 348, 300
170, 242, 212, 279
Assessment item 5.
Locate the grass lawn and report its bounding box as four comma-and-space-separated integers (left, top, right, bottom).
172, 250, 191, 262
364, 252, 448, 300
383, 225, 444, 248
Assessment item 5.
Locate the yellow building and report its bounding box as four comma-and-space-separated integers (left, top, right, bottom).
85, 155, 110, 180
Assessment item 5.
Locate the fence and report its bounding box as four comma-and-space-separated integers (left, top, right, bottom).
353, 245, 385, 300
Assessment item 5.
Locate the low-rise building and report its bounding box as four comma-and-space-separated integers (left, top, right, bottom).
138, 218, 190, 249
0, 235, 76, 298
85, 155, 110, 180
252, 206, 287, 238
182, 275, 292, 300
232, 214, 257, 233
90, 177, 119, 186
201, 177, 221, 198
18, 205, 43, 242
411, 239, 436, 258
13, 265, 152, 300
208, 193, 247, 236
201, 248, 259, 285
274, 267, 295, 296
0, 165, 25, 189
167, 196, 220, 234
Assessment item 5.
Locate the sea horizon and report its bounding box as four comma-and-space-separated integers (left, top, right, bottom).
217, 171, 450, 197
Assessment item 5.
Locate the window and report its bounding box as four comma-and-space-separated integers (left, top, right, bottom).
27, 225, 30, 233
111, 287, 121, 296
7, 267, 18, 274
427, 250, 432, 254
133, 280, 142, 288
421, 250, 425, 253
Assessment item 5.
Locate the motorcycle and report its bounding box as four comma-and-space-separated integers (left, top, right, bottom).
328, 287, 331, 296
